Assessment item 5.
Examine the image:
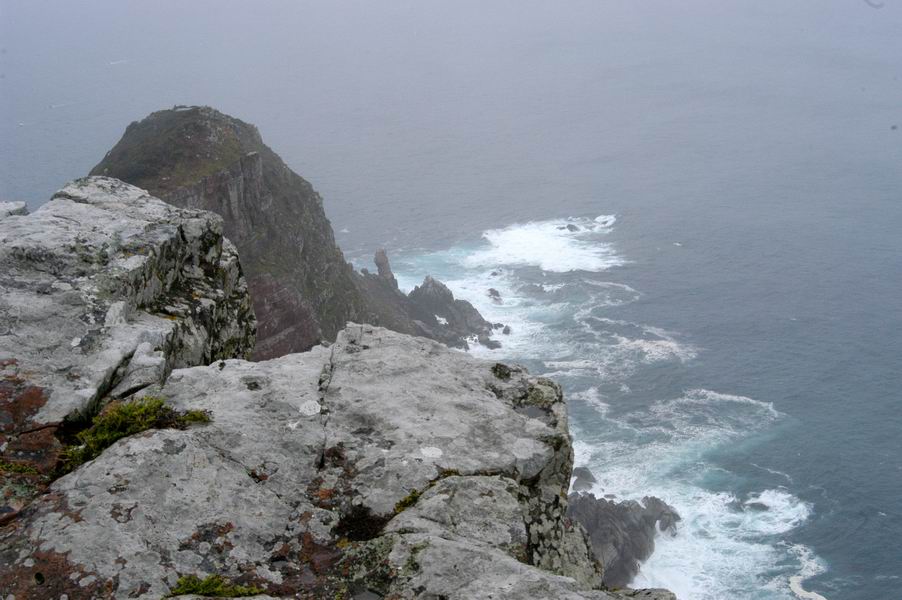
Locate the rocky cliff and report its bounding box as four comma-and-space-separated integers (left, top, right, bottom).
0, 178, 673, 599
90, 106, 497, 359
0, 177, 256, 522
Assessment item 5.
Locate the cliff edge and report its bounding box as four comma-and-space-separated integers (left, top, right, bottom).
0, 178, 673, 599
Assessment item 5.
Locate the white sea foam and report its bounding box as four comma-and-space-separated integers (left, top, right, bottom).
751, 462, 795, 484
463, 215, 624, 273
392, 213, 824, 599
787, 545, 829, 600
633, 487, 816, 600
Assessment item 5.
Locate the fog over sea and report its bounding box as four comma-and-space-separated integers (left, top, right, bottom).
2, 2, 901, 598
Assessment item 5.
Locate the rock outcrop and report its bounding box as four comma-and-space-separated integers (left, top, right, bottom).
0, 177, 256, 522
0, 179, 673, 598
357, 252, 497, 350
1, 325, 602, 599
0, 202, 28, 220
90, 106, 498, 358
568, 492, 681, 589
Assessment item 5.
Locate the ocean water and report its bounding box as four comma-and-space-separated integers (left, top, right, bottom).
2, 1, 901, 598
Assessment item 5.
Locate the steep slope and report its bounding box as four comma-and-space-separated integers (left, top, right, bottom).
91, 106, 366, 359
90, 106, 498, 359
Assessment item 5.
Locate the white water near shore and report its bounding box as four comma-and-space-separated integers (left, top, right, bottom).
393, 215, 827, 600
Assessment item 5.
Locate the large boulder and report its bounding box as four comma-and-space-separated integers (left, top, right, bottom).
0, 177, 256, 520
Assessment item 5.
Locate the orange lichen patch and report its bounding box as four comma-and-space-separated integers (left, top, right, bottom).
315, 487, 335, 502
0, 368, 61, 521
299, 531, 343, 576
179, 522, 236, 557
0, 548, 112, 599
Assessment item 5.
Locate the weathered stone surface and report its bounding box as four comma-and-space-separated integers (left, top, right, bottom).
0, 176, 674, 599
568, 491, 681, 589
0, 201, 27, 220
0, 325, 677, 599
0, 177, 255, 518
90, 107, 370, 359
90, 106, 500, 358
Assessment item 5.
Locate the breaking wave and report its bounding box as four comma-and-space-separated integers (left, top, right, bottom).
393, 214, 827, 599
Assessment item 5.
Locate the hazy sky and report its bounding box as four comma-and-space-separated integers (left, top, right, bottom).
2, 0, 900, 250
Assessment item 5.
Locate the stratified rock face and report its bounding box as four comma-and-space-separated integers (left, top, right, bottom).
90, 106, 368, 360
0, 177, 256, 519
568, 492, 681, 589
0, 324, 630, 600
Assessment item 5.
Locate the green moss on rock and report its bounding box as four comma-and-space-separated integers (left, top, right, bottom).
60, 396, 211, 473
165, 574, 262, 597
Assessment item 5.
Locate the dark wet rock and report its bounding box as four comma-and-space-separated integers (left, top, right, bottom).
568, 492, 681, 589
356, 252, 498, 349
559, 224, 580, 232
407, 275, 499, 348
478, 335, 502, 350
488, 287, 502, 303
502, 325, 512, 335
373, 248, 396, 285
572, 466, 598, 492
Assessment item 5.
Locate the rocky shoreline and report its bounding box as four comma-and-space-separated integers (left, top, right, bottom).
0, 177, 676, 598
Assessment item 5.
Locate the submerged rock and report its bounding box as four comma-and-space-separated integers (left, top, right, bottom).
568, 491, 681, 589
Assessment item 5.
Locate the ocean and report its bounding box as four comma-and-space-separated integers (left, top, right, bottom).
2, 1, 901, 598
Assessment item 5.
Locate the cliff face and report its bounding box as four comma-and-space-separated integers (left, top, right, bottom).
90, 106, 496, 359
91, 107, 366, 359
0, 179, 673, 600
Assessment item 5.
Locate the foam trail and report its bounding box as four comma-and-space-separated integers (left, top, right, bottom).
788, 545, 829, 600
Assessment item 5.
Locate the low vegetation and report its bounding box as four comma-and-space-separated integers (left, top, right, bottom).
60, 396, 210, 473
165, 574, 263, 597
0, 460, 39, 475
